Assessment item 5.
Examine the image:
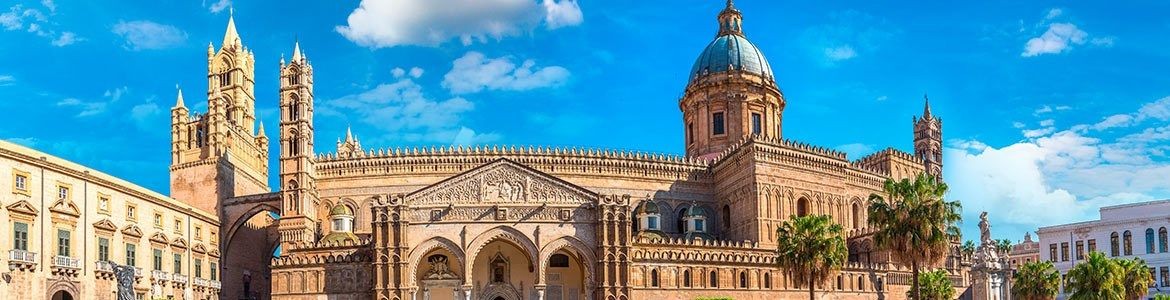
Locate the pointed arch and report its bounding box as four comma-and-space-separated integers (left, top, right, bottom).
406, 236, 466, 287
465, 226, 539, 282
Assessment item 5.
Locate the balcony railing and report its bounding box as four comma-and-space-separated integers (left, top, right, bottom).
8, 249, 37, 263
151, 270, 170, 281
53, 255, 81, 269
210, 280, 221, 289
134, 267, 143, 277
194, 277, 209, 287
172, 273, 188, 284
95, 260, 115, 273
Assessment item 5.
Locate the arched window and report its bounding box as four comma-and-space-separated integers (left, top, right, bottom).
709, 271, 718, 288
1111, 232, 1120, 256
722, 205, 731, 230
650, 269, 659, 287
739, 271, 747, 288
858, 275, 865, 291
837, 275, 843, 290
682, 270, 691, 288
1160, 227, 1168, 253
1147, 228, 1157, 254
763, 272, 771, 289
290, 102, 300, 121
1123, 230, 1133, 255
797, 198, 809, 217
677, 208, 687, 233
851, 202, 861, 229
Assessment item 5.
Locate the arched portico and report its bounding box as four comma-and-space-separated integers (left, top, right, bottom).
220, 195, 282, 300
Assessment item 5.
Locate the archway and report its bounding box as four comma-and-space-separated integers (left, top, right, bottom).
222, 204, 281, 300
473, 239, 536, 300
540, 241, 592, 300
50, 290, 73, 300
412, 238, 466, 300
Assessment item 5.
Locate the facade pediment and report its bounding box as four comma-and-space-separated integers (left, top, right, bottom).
150, 232, 169, 245
93, 219, 118, 233
171, 237, 188, 249
406, 158, 596, 206
49, 198, 81, 218
121, 224, 143, 238
6, 199, 39, 217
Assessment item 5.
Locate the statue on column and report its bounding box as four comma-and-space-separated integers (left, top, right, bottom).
979, 211, 993, 246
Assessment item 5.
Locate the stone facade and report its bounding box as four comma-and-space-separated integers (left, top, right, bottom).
0, 140, 222, 300
1007, 232, 1040, 270
1037, 199, 1170, 299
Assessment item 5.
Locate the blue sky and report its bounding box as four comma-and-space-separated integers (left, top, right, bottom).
3, 0, 1170, 245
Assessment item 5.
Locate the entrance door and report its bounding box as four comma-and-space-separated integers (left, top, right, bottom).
51, 290, 74, 300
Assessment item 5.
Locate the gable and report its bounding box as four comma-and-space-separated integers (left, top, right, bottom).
93, 219, 118, 233
406, 159, 596, 206
49, 198, 81, 218
121, 224, 143, 238
6, 199, 39, 217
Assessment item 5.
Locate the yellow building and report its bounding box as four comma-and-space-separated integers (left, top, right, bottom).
0, 140, 222, 300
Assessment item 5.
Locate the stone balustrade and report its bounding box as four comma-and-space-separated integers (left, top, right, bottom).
172, 273, 188, 285
210, 280, 221, 289
151, 270, 170, 282
7, 249, 37, 271
52, 255, 81, 269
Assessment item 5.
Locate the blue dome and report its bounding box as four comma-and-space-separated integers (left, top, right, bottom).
689, 34, 774, 82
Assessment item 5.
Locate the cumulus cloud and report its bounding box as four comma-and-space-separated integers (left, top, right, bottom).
113, 20, 188, 50
1022, 23, 1087, 57
952, 95, 1170, 241
442, 51, 570, 94
206, 0, 231, 13
1021, 9, 1113, 57
324, 77, 499, 145
1, 3, 79, 46
335, 0, 583, 48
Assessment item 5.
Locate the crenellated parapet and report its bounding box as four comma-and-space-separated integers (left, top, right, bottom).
851, 147, 925, 180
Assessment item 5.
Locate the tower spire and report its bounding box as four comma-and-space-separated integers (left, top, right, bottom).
923, 93, 933, 119
222, 9, 240, 47
345, 126, 354, 142
257, 120, 267, 138
292, 40, 303, 62
174, 85, 185, 108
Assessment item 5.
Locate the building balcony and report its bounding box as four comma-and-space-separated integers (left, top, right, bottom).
193, 277, 209, 287
52, 255, 81, 269
151, 270, 170, 283
95, 260, 115, 280
210, 280, 221, 289
8, 249, 38, 271
172, 273, 188, 285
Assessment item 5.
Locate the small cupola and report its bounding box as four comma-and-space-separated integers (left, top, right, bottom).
682, 203, 714, 240
321, 204, 358, 243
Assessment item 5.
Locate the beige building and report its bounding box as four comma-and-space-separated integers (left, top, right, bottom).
1007, 232, 1040, 270
5, 2, 978, 300
0, 140, 223, 300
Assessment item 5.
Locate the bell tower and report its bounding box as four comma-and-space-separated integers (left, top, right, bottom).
914, 95, 943, 179
170, 13, 269, 214
277, 41, 320, 247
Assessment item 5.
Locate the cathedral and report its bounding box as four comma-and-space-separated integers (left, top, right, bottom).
167, 2, 971, 300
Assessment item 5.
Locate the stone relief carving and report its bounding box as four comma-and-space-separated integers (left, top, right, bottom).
408, 207, 595, 223
424, 254, 459, 280
407, 160, 594, 206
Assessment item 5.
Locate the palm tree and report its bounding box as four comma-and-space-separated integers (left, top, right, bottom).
961, 240, 976, 257
776, 214, 848, 300
997, 239, 1014, 253
1011, 261, 1060, 300
1117, 257, 1151, 300
910, 269, 955, 300
1154, 294, 1170, 300
868, 173, 962, 300
1065, 251, 1124, 300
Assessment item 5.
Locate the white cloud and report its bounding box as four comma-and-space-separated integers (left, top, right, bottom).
207, 0, 231, 13
1045, 8, 1062, 20
56, 97, 107, 117
824, 45, 857, 61
391, 68, 406, 78
442, 51, 569, 94
325, 77, 498, 145
112, 20, 187, 50
801, 10, 896, 66
1, 3, 78, 46
335, 0, 582, 48
51, 31, 76, 46
952, 95, 1170, 241
409, 67, 425, 78
542, 0, 582, 29
1090, 36, 1115, 47
1022, 23, 1087, 57
0, 74, 13, 86
392, 67, 425, 79
130, 100, 162, 130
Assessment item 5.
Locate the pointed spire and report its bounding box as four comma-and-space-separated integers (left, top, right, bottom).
257, 120, 267, 138
345, 126, 354, 143
923, 93, 933, 119
717, 0, 744, 36
222, 9, 240, 48
174, 85, 185, 109
292, 40, 302, 62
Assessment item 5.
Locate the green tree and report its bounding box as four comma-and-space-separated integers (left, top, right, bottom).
1153, 294, 1170, 300
1011, 261, 1060, 300
908, 269, 955, 300
961, 240, 976, 257
1065, 251, 1124, 300
997, 239, 1014, 253
868, 173, 962, 300
776, 215, 848, 300
1117, 257, 1151, 300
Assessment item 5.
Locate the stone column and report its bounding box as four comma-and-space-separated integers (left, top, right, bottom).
535, 284, 546, 300
463, 284, 473, 300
